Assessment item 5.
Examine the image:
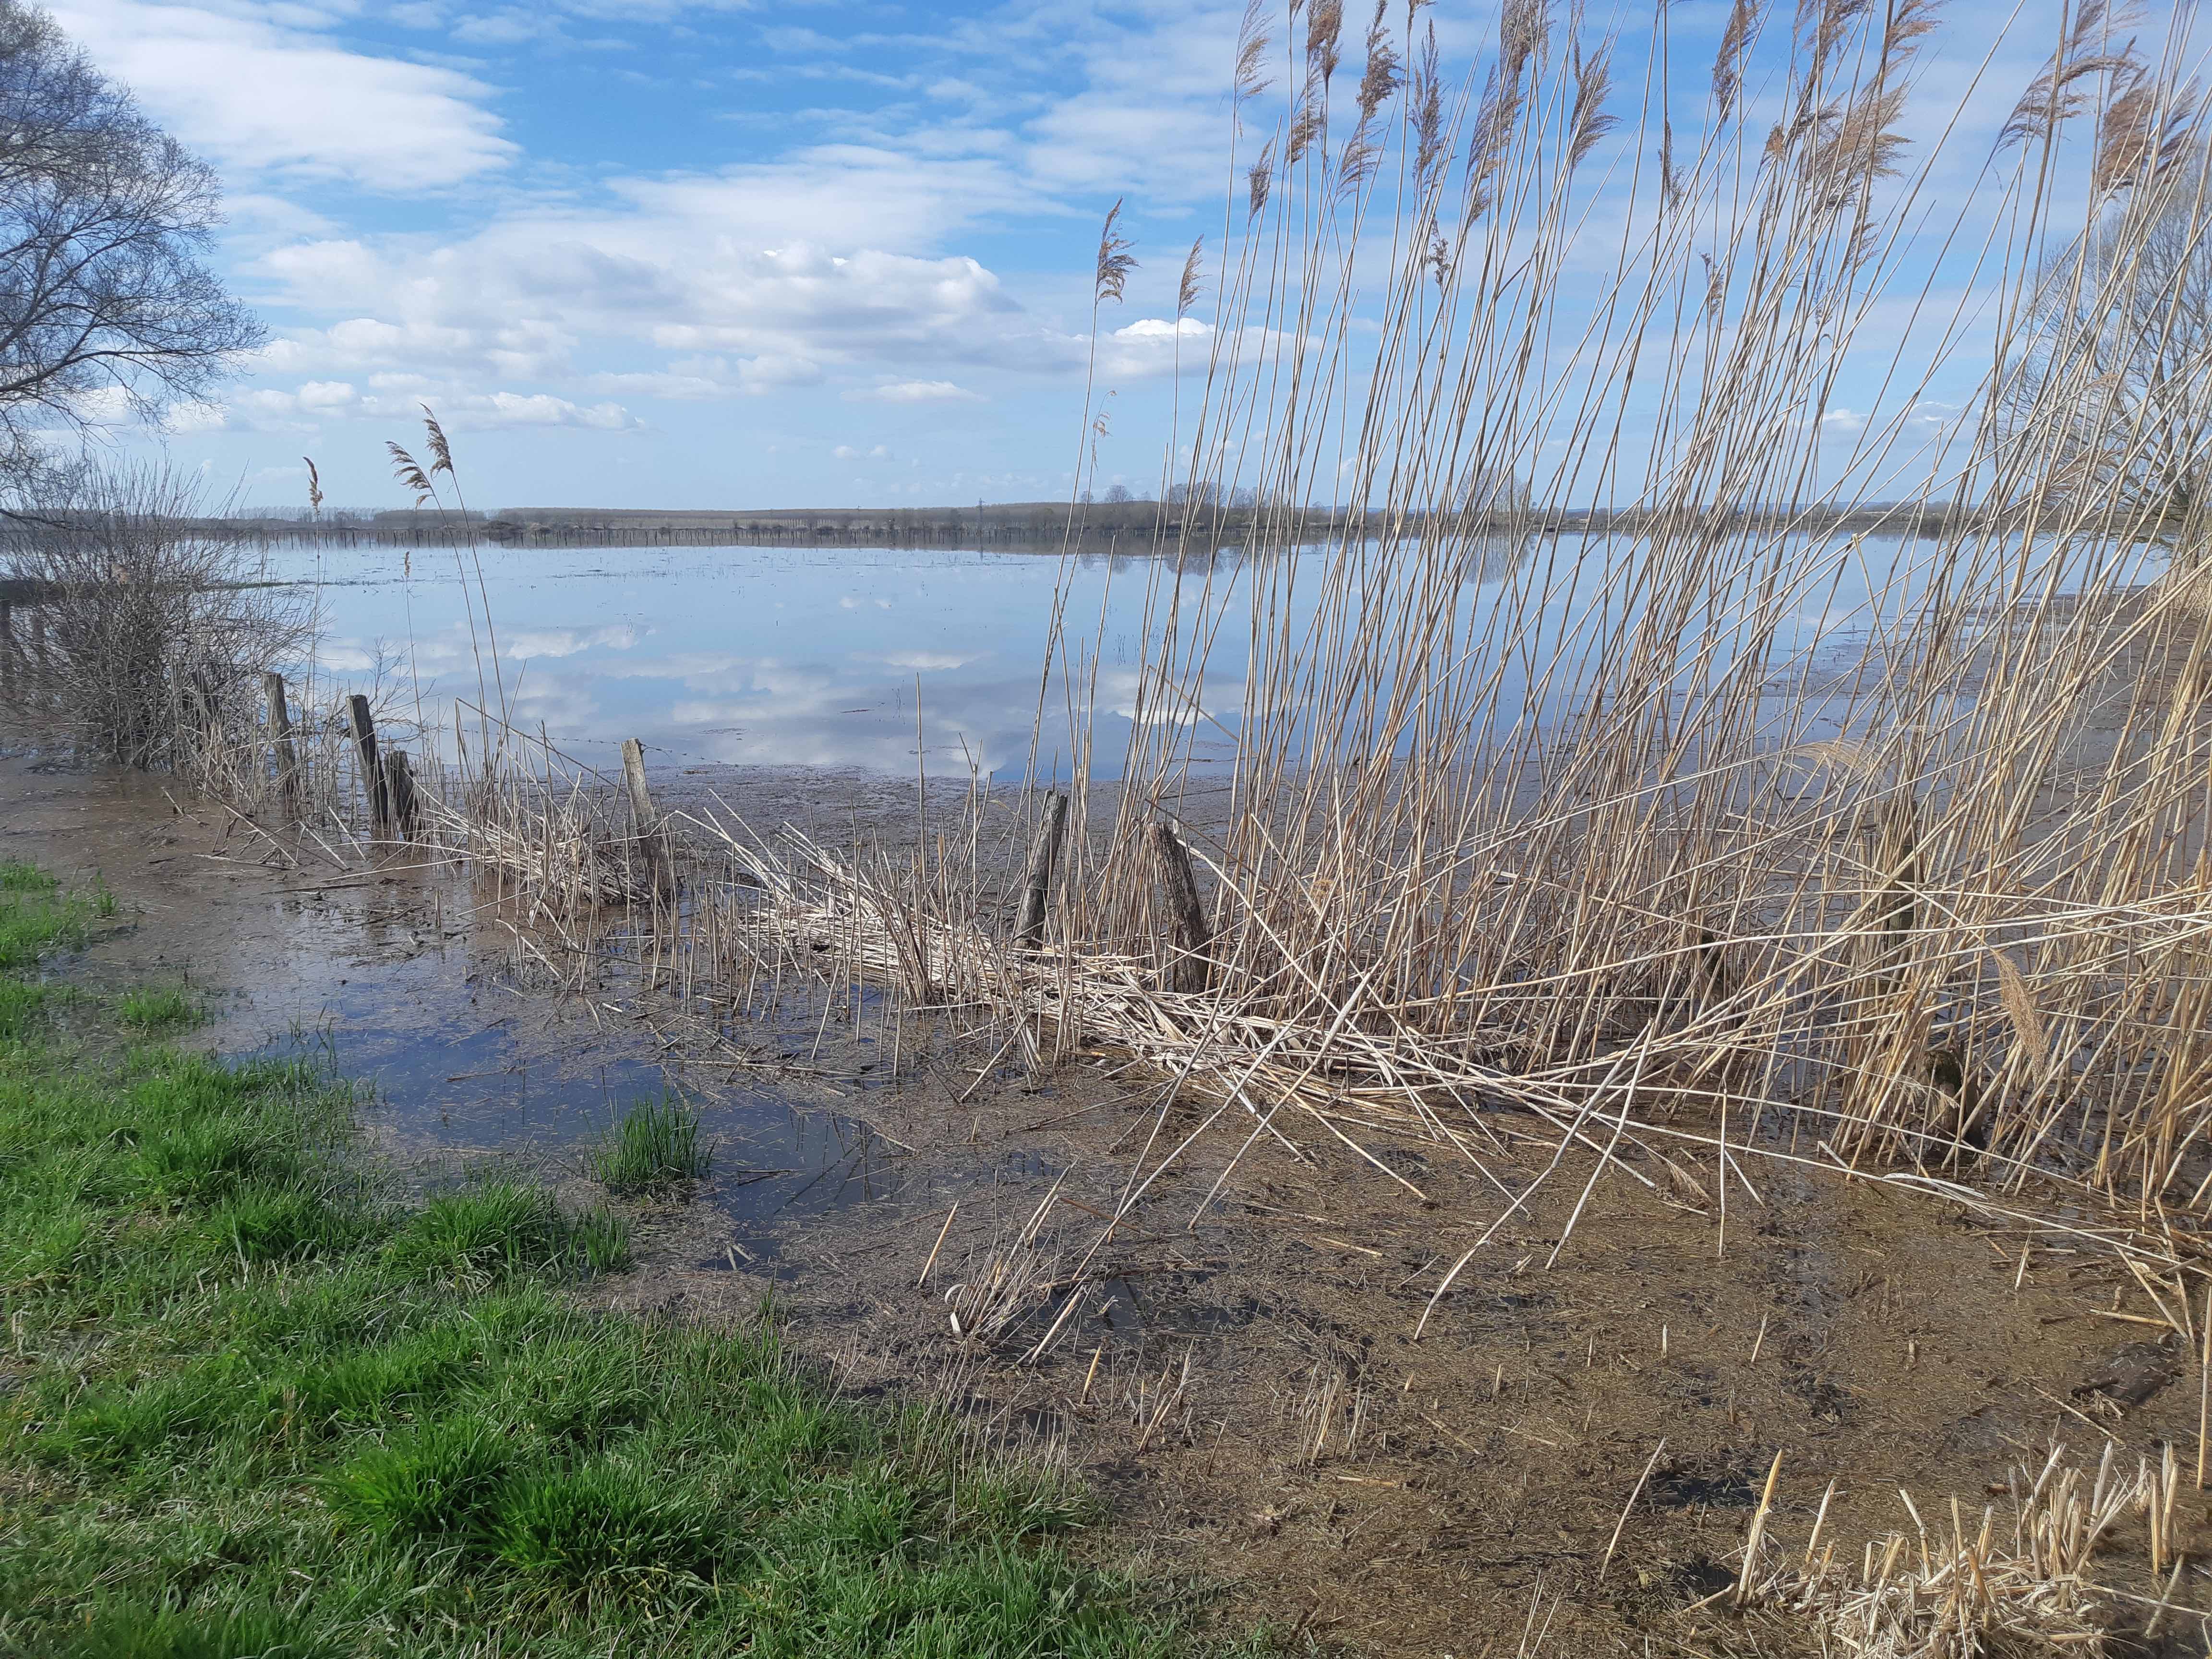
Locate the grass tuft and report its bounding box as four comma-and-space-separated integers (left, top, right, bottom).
0, 859, 97, 969
323, 1413, 518, 1544
586, 1094, 710, 1193
386, 1180, 631, 1283
488, 1458, 724, 1591
116, 985, 201, 1032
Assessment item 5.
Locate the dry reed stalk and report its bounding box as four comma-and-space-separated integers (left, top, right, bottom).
1737, 1445, 2165, 1655
894, 0, 2212, 1284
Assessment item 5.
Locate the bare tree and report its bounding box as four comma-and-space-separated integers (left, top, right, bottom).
0, 2, 260, 485
1997, 146, 2212, 541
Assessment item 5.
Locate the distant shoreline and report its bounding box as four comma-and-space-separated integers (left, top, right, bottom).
204, 498, 1969, 552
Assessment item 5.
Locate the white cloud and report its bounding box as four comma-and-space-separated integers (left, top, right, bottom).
163, 400, 232, 433
246, 228, 1066, 412
225, 383, 642, 433
261, 313, 580, 382
450, 9, 559, 45
846, 379, 986, 403
48, 0, 517, 190
605, 146, 1038, 253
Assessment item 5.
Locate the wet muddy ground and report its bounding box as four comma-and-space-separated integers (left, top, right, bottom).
6, 752, 2211, 1657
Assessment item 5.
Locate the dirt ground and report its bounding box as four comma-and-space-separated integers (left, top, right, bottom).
5, 752, 2210, 1657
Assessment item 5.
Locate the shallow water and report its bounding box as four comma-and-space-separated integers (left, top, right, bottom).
0, 757, 906, 1252
273, 540, 1246, 781
259, 529, 2144, 788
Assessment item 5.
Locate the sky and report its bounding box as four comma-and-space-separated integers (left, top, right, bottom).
42, 0, 1264, 513
33, 0, 2175, 514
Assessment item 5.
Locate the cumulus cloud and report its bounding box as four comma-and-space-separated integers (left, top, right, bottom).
259, 314, 578, 383
243, 228, 1068, 421
48, 0, 516, 189
589, 356, 826, 400
50, 0, 1270, 471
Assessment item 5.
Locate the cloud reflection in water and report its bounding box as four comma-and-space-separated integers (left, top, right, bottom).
276, 541, 1241, 778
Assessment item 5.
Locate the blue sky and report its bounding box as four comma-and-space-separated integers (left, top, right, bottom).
40, 0, 2163, 513
45, 0, 1263, 512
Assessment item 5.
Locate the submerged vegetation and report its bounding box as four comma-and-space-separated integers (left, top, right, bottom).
0, 866, 1222, 1658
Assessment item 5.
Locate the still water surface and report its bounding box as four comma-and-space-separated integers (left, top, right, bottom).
276, 541, 1207, 780
263, 531, 2077, 781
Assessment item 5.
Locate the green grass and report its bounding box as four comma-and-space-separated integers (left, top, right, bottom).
116, 985, 202, 1033
587, 1094, 711, 1193
0, 859, 100, 970
0, 863, 1219, 1659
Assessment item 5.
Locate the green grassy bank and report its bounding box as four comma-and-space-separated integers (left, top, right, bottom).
0, 862, 1217, 1658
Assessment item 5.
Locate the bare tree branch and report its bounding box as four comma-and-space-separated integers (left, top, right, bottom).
0, 2, 261, 487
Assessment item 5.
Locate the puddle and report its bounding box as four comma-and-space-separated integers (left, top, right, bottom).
0, 755, 903, 1240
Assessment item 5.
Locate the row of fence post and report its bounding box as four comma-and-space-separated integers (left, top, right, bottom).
238, 697, 1210, 966
249, 673, 418, 841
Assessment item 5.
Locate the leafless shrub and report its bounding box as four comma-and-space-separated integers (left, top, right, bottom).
1, 462, 312, 768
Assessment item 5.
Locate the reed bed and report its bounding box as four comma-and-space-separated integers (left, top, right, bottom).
698, 0, 2212, 1280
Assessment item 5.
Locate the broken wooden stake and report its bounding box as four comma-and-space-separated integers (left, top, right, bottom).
381, 750, 419, 841
264, 672, 300, 816
347, 693, 388, 832
1151, 820, 1211, 993
621, 736, 671, 892
1017, 791, 1069, 946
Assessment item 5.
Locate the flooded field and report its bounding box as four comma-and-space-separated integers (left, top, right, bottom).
0, 757, 912, 1261
7, 740, 2212, 1656
274, 539, 1238, 779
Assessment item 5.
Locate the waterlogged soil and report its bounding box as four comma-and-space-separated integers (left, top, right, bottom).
6, 754, 2212, 1657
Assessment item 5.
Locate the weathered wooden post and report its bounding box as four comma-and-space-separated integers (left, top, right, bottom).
381, 750, 419, 841
1016, 791, 1069, 946
188, 669, 222, 772
264, 672, 300, 816
621, 737, 670, 892
347, 693, 389, 832
1151, 820, 1211, 993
